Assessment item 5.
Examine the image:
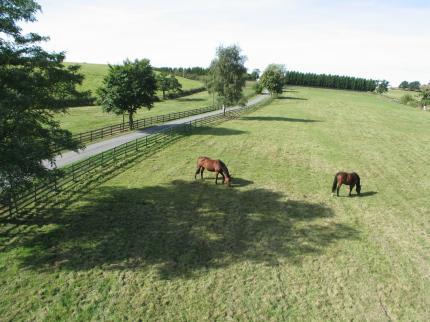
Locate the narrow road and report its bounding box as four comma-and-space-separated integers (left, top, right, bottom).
47, 94, 268, 169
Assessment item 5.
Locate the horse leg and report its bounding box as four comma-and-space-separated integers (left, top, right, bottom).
215, 172, 219, 184
349, 185, 353, 197
221, 172, 225, 184
194, 166, 201, 180
201, 168, 204, 180
337, 182, 342, 196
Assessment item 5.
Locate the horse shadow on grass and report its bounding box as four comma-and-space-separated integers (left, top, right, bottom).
353, 191, 378, 198
196, 177, 254, 187
14, 180, 359, 280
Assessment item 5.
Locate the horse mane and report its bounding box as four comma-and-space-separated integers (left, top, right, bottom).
219, 160, 231, 178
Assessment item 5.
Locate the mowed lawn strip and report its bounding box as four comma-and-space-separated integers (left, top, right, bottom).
55, 82, 256, 134
1, 87, 428, 320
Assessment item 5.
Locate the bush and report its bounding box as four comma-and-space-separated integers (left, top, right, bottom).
253, 82, 263, 94
400, 94, 418, 107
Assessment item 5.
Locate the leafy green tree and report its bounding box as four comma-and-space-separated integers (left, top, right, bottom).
253, 82, 263, 94
376, 80, 389, 94
168, 74, 182, 96
419, 85, 430, 109
250, 69, 260, 81
260, 64, 286, 96
0, 0, 85, 205
156, 72, 171, 99
98, 59, 158, 129
399, 81, 409, 90
409, 81, 421, 91
208, 45, 248, 112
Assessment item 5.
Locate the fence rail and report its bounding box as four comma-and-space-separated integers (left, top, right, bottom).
1, 97, 269, 217
71, 105, 219, 146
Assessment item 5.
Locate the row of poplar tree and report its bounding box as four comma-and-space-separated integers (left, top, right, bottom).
285, 71, 377, 92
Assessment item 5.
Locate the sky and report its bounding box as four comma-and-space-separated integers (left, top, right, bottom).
23, 0, 430, 86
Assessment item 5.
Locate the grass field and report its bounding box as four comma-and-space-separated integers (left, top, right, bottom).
55, 81, 256, 134
64, 62, 204, 95
383, 88, 420, 101
1, 87, 429, 320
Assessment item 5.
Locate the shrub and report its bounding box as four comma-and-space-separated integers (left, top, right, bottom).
253, 82, 263, 94
400, 94, 418, 107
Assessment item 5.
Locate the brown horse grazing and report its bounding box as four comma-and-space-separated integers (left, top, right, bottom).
195, 156, 232, 185
332, 172, 361, 196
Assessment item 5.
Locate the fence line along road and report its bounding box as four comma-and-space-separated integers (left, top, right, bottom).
70, 104, 218, 146
48, 94, 268, 169
1, 95, 270, 217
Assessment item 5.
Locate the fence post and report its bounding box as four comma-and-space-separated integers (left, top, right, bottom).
101, 128, 103, 139
136, 139, 138, 151
34, 185, 37, 204
111, 126, 113, 136
146, 136, 148, 147
72, 163, 76, 182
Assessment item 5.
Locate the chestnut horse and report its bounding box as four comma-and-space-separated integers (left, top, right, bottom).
194, 156, 232, 185
331, 172, 361, 196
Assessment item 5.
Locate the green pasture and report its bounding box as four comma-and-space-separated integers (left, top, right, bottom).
55, 81, 256, 134
64, 62, 204, 95
383, 88, 420, 101
1, 87, 429, 320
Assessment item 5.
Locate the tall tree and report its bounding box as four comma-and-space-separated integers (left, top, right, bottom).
419, 85, 430, 109
168, 74, 182, 96
399, 81, 409, 90
0, 0, 85, 205
260, 64, 286, 96
408, 81, 421, 91
98, 59, 158, 129
375, 80, 389, 94
156, 72, 171, 99
208, 45, 247, 113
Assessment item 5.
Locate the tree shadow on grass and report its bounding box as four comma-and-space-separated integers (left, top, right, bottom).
277, 96, 308, 100
176, 98, 206, 102
241, 116, 321, 123
191, 126, 248, 136
15, 180, 359, 279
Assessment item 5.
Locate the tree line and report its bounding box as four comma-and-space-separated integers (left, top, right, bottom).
285, 71, 377, 92
399, 81, 422, 91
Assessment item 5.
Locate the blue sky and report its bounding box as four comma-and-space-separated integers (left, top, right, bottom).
24, 0, 430, 86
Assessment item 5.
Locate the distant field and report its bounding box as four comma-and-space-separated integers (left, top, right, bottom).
64, 62, 204, 96
383, 88, 420, 101
55, 81, 256, 134
2, 86, 428, 320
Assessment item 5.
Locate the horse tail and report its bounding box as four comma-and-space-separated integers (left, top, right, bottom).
332, 172, 339, 193
219, 160, 230, 178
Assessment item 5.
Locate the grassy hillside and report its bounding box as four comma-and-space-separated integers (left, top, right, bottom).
55, 81, 256, 134
383, 88, 420, 101
1, 87, 428, 320
65, 62, 204, 95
